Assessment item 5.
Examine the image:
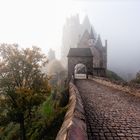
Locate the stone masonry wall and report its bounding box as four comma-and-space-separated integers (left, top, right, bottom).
56, 81, 87, 140
89, 76, 140, 97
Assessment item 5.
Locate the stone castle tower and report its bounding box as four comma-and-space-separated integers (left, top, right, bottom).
77, 28, 107, 76
61, 15, 96, 68
61, 14, 107, 77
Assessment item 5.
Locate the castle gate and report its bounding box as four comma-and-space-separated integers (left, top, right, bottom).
67, 48, 93, 80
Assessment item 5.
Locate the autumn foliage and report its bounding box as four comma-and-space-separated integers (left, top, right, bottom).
0, 44, 51, 140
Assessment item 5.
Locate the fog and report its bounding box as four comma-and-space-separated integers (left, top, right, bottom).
0, 0, 140, 80
75, 0, 140, 80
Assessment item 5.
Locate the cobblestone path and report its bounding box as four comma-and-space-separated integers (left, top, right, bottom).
76, 79, 140, 140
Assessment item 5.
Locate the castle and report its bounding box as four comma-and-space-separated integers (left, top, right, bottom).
61, 14, 93, 66
61, 15, 107, 78
77, 28, 107, 76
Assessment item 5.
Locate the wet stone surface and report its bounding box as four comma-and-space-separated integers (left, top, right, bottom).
76, 80, 140, 140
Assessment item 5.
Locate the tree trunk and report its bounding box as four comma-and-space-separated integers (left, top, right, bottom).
19, 114, 26, 140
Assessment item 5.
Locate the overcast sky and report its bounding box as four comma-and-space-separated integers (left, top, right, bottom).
0, 0, 140, 77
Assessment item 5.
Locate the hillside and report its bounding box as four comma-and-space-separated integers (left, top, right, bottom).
106, 70, 124, 82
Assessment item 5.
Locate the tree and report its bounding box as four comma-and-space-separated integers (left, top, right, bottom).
47, 59, 65, 75
46, 59, 67, 87
106, 70, 124, 81
136, 71, 140, 80
0, 44, 51, 140
132, 71, 140, 84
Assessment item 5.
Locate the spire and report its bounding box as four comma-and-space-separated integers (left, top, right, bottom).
83, 15, 90, 24
82, 15, 91, 32
96, 34, 102, 47
48, 49, 56, 61
90, 27, 95, 40
80, 29, 90, 42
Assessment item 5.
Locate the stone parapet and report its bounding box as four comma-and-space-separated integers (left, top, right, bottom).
56, 81, 87, 140
89, 76, 140, 97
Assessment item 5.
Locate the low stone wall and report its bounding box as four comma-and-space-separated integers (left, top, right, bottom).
56, 82, 87, 140
89, 76, 140, 97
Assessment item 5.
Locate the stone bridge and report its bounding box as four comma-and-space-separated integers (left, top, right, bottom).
56, 79, 140, 140
76, 79, 140, 140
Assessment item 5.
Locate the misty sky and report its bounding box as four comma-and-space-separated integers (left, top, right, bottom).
0, 0, 140, 77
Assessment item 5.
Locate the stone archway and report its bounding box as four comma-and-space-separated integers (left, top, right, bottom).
74, 63, 87, 79
67, 48, 93, 80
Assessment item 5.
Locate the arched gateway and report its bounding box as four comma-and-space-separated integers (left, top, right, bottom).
74, 63, 87, 79
67, 48, 93, 80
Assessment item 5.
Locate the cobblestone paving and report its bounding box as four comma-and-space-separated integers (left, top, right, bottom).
76, 79, 140, 140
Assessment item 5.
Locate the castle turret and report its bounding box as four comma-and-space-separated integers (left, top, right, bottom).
82, 15, 91, 34
96, 35, 102, 48
90, 27, 96, 40
48, 49, 56, 61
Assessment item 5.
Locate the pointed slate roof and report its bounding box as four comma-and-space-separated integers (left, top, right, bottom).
83, 15, 90, 27
90, 27, 95, 40
82, 15, 91, 32
79, 30, 90, 44
67, 48, 93, 57
95, 35, 102, 47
